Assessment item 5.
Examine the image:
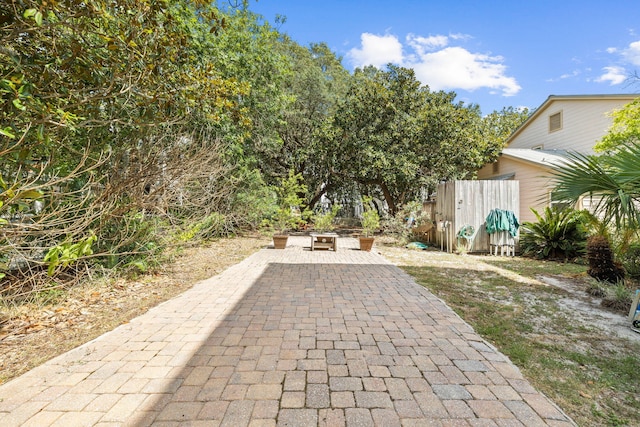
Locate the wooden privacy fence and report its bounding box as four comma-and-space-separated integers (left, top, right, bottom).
434, 180, 520, 253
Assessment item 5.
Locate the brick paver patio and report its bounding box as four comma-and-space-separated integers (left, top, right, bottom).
0, 236, 575, 426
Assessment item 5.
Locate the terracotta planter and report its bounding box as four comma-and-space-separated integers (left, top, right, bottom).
272, 235, 288, 249
359, 236, 375, 252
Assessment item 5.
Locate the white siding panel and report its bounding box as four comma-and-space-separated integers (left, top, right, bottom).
477, 162, 495, 178
477, 157, 554, 223
475, 96, 638, 227
509, 99, 631, 153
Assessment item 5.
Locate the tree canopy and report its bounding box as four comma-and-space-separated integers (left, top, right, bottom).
595, 98, 640, 152
1, 0, 268, 289
1, 0, 526, 293
323, 65, 517, 214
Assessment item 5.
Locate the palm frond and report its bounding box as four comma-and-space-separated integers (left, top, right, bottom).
552, 152, 619, 201
550, 145, 640, 230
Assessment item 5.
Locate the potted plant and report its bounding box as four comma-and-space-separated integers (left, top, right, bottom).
359, 197, 380, 251
271, 171, 308, 249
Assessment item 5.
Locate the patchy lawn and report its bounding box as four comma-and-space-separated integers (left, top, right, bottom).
377, 242, 640, 427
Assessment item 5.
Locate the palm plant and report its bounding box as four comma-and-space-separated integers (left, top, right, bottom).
519, 207, 589, 260
586, 234, 625, 283
551, 142, 640, 281
551, 142, 640, 234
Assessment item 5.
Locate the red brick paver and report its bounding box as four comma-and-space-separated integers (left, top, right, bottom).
0, 236, 575, 426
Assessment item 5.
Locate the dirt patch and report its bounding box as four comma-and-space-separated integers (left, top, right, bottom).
376, 244, 639, 343
0, 235, 270, 384
537, 275, 640, 342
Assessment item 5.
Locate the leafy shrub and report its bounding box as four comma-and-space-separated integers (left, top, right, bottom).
520, 207, 589, 260
586, 280, 607, 298
96, 211, 166, 269
268, 171, 310, 234
44, 233, 97, 276
361, 197, 380, 237
601, 281, 633, 312
588, 277, 634, 313
383, 200, 433, 244
229, 168, 276, 231
180, 213, 231, 241
619, 242, 640, 279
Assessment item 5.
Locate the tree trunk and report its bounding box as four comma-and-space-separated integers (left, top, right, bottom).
378, 181, 397, 215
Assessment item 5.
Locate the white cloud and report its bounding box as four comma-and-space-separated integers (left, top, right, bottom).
622, 40, 640, 66
347, 33, 520, 97
546, 70, 581, 82
449, 33, 472, 42
406, 34, 448, 55
346, 33, 403, 68
410, 47, 521, 96
596, 66, 627, 85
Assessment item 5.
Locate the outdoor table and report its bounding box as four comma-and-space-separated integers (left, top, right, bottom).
310, 233, 338, 251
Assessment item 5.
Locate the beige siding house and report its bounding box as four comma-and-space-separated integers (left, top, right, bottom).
477, 94, 637, 223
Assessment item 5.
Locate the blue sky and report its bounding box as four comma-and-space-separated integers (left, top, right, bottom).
250, 0, 640, 114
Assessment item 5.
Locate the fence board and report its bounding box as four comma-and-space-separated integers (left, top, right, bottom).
434, 180, 520, 253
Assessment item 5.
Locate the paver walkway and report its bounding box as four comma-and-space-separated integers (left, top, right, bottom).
0, 236, 575, 426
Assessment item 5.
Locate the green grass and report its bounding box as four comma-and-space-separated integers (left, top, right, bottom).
397, 255, 640, 427
482, 257, 587, 278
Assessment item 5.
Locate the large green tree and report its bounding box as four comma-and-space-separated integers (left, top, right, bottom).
595, 98, 640, 152
481, 106, 530, 153
249, 38, 349, 208
1, 0, 245, 161
327, 65, 506, 214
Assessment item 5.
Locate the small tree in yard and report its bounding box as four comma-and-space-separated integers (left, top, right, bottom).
361, 197, 380, 237
271, 171, 309, 235
312, 204, 340, 233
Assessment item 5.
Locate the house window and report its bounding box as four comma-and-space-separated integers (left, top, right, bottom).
549, 191, 571, 211
549, 111, 562, 132
492, 161, 499, 174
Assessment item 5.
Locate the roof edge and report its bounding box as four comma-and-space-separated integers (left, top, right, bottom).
500, 148, 569, 168
505, 93, 638, 145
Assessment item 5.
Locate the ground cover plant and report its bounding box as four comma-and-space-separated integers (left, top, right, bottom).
377, 241, 640, 426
